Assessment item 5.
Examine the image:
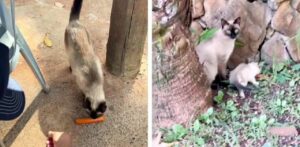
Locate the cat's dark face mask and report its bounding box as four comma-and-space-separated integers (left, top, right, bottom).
84, 98, 107, 119
225, 26, 239, 39
221, 17, 241, 39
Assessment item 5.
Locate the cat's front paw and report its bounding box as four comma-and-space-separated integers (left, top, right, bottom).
239, 91, 245, 98
253, 81, 259, 86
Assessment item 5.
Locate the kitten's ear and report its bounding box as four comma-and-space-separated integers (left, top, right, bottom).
234, 17, 241, 25
221, 18, 229, 28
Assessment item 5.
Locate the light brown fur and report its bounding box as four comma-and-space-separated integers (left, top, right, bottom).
195, 17, 241, 84
64, 20, 105, 112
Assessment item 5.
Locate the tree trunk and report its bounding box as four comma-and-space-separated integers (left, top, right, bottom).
152, 0, 212, 132
106, 0, 147, 77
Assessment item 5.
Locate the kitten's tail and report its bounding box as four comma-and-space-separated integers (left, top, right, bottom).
69, 0, 83, 22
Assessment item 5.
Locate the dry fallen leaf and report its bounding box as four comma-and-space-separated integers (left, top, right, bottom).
269, 126, 299, 136
43, 33, 53, 47
255, 74, 269, 81
54, 2, 64, 8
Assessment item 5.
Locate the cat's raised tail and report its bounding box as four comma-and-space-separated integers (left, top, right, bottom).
69, 0, 83, 22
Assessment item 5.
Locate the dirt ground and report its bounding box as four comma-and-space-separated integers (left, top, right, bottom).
0, 0, 148, 146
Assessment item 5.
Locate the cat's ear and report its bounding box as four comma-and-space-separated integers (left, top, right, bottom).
221, 18, 229, 28
234, 17, 241, 25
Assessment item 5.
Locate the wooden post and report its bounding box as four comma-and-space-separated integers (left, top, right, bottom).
106, 0, 147, 77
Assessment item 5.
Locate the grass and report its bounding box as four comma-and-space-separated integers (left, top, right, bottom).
196, 28, 218, 44
160, 61, 300, 146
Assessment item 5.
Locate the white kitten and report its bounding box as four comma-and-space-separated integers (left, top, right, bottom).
229, 62, 261, 98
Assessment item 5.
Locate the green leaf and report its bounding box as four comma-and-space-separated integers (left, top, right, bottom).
214, 91, 224, 104
235, 40, 245, 48
276, 74, 287, 84
281, 100, 287, 107
292, 64, 300, 71
276, 99, 281, 105
158, 27, 168, 37
260, 114, 267, 121
164, 132, 177, 143
206, 107, 214, 116
195, 137, 205, 146
251, 117, 259, 124
199, 108, 214, 124
197, 28, 218, 44
268, 118, 275, 125
172, 124, 188, 139
227, 100, 234, 106
276, 63, 285, 71
280, 90, 285, 96
193, 120, 201, 132
289, 79, 296, 87
231, 111, 239, 118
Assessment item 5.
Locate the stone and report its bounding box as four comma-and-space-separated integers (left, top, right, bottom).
267, 0, 289, 10
291, 0, 300, 12
201, 0, 227, 28
266, 26, 275, 39
271, 1, 300, 37
190, 20, 203, 43
261, 32, 290, 64
269, 126, 299, 136
285, 37, 300, 62
192, 0, 204, 19
201, 0, 269, 67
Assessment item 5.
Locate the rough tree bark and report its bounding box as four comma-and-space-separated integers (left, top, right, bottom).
106, 0, 147, 77
152, 0, 212, 133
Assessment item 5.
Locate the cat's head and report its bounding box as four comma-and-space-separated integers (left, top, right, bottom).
83, 86, 107, 119
221, 17, 241, 39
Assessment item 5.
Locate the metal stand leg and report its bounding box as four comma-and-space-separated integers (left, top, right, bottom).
0, 0, 50, 93
16, 27, 50, 93
0, 0, 13, 34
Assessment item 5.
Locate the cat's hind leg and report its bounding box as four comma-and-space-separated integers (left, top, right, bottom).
204, 62, 218, 85
218, 63, 228, 80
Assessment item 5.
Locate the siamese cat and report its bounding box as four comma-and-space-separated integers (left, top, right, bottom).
195, 17, 241, 84
229, 62, 261, 98
65, 0, 106, 118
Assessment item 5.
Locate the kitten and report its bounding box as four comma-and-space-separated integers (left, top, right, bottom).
64, 0, 106, 118
229, 62, 261, 98
195, 17, 241, 84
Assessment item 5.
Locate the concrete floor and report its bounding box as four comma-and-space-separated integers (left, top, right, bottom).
0, 0, 148, 147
